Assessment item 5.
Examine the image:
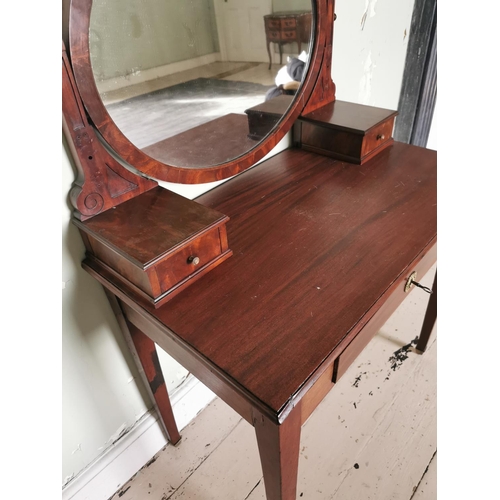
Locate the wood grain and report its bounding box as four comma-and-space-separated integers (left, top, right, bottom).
301, 0, 336, 114
62, 42, 156, 220
253, 404, 302, 500
68, 0, 333, 184
150, 144, 436, 416
104, 290, 181, 445
141, 114, 259, 169
94, 144, 436, 421
299, 100, 397, 164
73, 187, 228, 267
74, 186, 232, 307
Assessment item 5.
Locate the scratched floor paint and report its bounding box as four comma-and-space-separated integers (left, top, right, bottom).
111, 266, 437, 500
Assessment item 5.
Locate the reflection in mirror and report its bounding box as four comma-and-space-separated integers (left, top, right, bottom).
89, 0, 312, 168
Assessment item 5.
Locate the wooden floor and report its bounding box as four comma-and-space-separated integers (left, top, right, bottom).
101, 62, 281, 105
110, 266, 437, 500
99, 61, 284, 153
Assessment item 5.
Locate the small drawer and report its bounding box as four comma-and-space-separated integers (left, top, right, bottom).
360, 119, 395, 159
155, 228, 222, 293
268, 30, 281, 41
281, 29, 297, 40
299, 100, 398, 165
281, 18, 297, 28
74, 186, 233, 309
266, 19, 281, 29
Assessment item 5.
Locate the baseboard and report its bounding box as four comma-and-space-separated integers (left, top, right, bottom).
96, 52, 221, 93
62, 376, 215, 500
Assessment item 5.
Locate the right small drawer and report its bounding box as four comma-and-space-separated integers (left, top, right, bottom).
299, 100, 398, 164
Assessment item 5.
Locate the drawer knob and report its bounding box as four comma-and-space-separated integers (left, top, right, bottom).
188, 255, 200, 265
376, 134, 385, 140
404, 271, 433, 294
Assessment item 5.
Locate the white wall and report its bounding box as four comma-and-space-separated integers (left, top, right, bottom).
332, 0, 415, 109
62, 140, 152, 483
62, 0, 420, 494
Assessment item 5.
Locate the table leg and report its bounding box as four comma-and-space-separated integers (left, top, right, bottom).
279, 43, 283, 65
253, 405, 302, 500
104, 291, 181, 445
416, 270, 437, 353
267, 40, 272, 70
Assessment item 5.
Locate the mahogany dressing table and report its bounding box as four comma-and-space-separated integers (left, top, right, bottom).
63, 1, 437, 498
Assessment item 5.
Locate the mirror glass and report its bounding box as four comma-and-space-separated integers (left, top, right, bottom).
89, 0, 313, 168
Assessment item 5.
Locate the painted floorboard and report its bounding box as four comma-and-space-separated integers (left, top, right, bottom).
411, 453, 436, 500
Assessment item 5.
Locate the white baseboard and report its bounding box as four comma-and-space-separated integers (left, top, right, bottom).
96, 52, 221, 93
62, 376, 215, 500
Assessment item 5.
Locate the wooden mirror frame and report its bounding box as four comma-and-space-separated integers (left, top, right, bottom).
69, 0, 335, 184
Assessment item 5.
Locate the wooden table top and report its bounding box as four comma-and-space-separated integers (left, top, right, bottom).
137, 143, 437, 416
142, 113, 260, 169
301, 100, 398, 134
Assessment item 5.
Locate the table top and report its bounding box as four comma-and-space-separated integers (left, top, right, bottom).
301, 100, 398, 134
142, 114, 258, 169
136, 144, 437, 416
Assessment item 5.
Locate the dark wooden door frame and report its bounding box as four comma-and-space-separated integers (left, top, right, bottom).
394, 0, 437, 147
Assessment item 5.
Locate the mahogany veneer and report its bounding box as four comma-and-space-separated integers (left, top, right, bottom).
142, 114, 258, 169
65, 1, 437, 498
84, 144, 436, 416
298, 100, 398, 164
68, 0, 336, 184
82, 145, 437, 499
74, 186, 232, 308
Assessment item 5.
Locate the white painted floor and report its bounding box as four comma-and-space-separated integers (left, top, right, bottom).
101, 62, 282, 105
110, 266, 437, 500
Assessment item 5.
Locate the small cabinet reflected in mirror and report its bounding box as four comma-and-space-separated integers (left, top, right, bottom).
88, 0, 313, 169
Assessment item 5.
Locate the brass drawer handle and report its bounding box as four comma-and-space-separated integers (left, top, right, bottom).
405, 271, 433, 294
376, 134, 385, 140
187, 255, 200, 265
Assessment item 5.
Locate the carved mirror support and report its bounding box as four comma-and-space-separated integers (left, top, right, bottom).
63, 43, 157, 221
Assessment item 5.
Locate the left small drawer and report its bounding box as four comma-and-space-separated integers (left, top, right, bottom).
155, 227, 225, 293
74, 186, 232, 308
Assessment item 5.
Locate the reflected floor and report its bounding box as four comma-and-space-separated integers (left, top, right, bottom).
104, 73, 275, 150
100, 62, 282, 105
98, 61, 286, 153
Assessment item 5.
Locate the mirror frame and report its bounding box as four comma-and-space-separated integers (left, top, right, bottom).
69, 0, 330, 184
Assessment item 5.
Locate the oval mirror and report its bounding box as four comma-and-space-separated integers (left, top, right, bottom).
70, 0, 317, 183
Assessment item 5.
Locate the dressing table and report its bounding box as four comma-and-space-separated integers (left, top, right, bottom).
63, 1, 437, 498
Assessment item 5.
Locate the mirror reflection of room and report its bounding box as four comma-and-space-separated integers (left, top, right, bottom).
89, 0, 312, 167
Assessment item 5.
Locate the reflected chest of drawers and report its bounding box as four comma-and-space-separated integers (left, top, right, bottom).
264, 11, 312, 69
